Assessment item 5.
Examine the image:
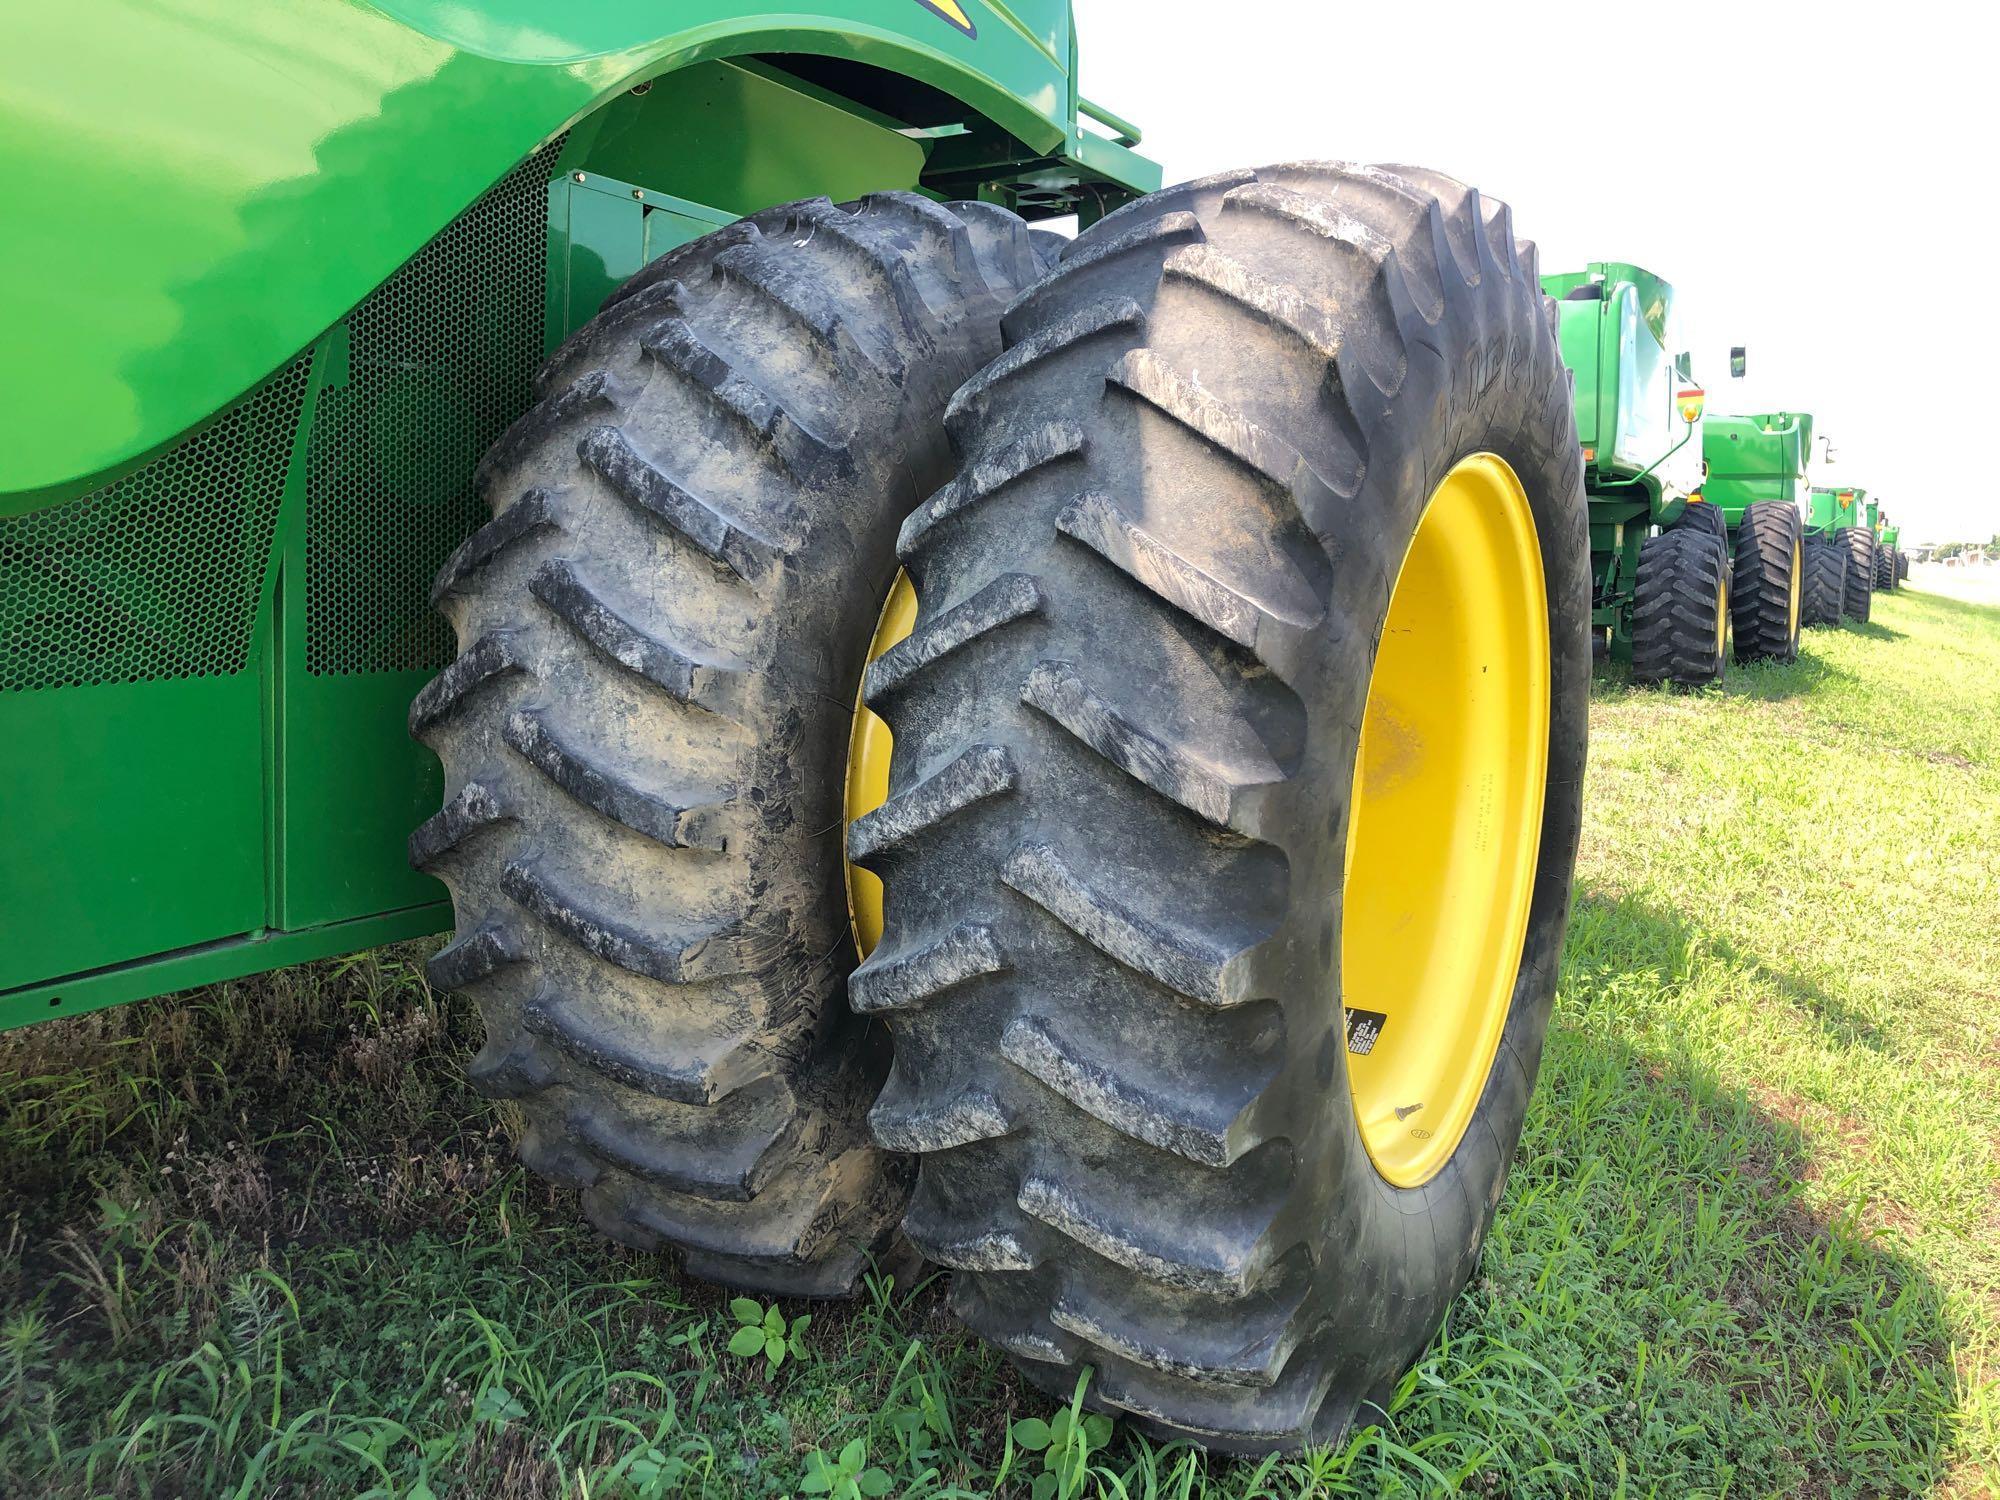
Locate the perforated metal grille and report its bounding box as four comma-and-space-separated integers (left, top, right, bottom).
305, 137, 566, 675
1, 359, 311, 694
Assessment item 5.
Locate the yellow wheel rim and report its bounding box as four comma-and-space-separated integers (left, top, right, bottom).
1786, 537, 1802, 638
845, 570, 918, 959
1714, 574, 1728, 659
1341, 454, 1550, 1189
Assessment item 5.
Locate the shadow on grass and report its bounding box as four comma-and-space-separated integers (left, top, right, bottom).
1522, 890, 1967, 1491
1721, 647, 1847, 701
1846, 618, 1906, 643
1587, 651, 1849, 705
0, 928, 1976, 1497
1567, 885, 1890, 1057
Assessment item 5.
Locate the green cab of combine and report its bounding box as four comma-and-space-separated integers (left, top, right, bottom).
1541, 262, 1704, 513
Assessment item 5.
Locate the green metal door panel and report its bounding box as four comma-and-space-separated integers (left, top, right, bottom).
1807, 485, 1866, 534
645, 205, 730, 265
280, 671, 446, 929
560, 181, 650, 339
0, 678, 266, 992
570, 61, 926, 221
1551, 300, 1604, 459
1702, 411, 1813, 524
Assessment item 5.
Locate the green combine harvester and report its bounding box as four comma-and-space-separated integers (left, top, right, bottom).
1700, 411, 1815, 644
1539, 261, 1794, 687
4, 0, 1599, 1452
1806, 484, 1879, 622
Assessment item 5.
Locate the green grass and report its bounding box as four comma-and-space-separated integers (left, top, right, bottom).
4, 584, 1996, 1498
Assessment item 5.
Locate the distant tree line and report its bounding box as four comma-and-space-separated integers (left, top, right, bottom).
1918, 537, 1999, 561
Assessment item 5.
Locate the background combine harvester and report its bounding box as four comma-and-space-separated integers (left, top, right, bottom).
1699, 410, 1812, 653
1807, 484, 1880, 623
1543, 259, 1910, 687
1876, 507, 1906, 591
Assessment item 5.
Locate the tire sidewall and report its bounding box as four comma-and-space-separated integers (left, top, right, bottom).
1310, 318, 1589, 1404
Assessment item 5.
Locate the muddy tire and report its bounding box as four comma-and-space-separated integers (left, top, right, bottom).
852, 164, 1589, 1450
1840, 527, 1874, 623
1802, 535, 1846, 627
411, 192, 1040, 1295
1730, 500, 1803, 664
1632, 524, 1728, 686
1675, 498, 1727, 546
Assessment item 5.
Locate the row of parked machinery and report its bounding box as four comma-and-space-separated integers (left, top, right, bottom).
1547, 261, 1904, 686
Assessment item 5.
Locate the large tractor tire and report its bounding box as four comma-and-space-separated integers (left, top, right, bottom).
1631, 524, 1729, 686
412, 192, 1041, 1295
1896, 547, 1910, 584
1730, 500, 1803, 664
1840, 526, 1874, 623
1801, 535, 1846, 627
852, 163, 1589, 1450
1873, 542, 1894, 592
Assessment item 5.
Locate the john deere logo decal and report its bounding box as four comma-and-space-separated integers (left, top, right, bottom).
915, 0, 976, 36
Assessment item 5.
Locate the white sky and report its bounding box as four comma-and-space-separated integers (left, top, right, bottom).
1073, 0, 1994, 544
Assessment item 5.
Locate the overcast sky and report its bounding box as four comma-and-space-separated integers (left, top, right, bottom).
1074, 0, 1991, 543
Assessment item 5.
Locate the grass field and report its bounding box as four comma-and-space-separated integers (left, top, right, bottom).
4, 582, 1996, 1499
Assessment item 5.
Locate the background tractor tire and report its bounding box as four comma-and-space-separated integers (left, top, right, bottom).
1730, 500, 1803, 664
852, 163, 1589, 1450
1632, 524, 1729, 686
1896, 547, 1910, 584
1873, 541, 1894, 591
1802, 536, 1846, 627
1674, 498, 1728, 546
1840, 526, 1874, 623
412, 192, 1040, 1295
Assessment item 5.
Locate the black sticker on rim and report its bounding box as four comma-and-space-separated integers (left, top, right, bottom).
1344, 1007, 1388, 1056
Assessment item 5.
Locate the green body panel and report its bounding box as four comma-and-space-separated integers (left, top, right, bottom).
1880, 523, 1901, 547
1701, 412, 1814, 527
1540, 262, 1702, 657
1, 6, 1157, 1028
1807, 485, 1869, 538
1, 0, 1157, 498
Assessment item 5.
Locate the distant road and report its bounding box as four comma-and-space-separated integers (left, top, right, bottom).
1910, 562, 2000, 606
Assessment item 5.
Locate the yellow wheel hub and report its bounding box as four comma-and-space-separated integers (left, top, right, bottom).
1342, 454, 1550, 1189
845, 570, 918, 958
1786, 536, 1802, 638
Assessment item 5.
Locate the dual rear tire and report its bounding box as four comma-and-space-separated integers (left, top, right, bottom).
418, 166, 1592, 1450
412, 192, 1043, 1295
1729, 501, 1803, 665
1802, 536, 1847, 627
1840, 527, 1875, 623
856, 163, 1588, 1450
1633, 516, 1728, 687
